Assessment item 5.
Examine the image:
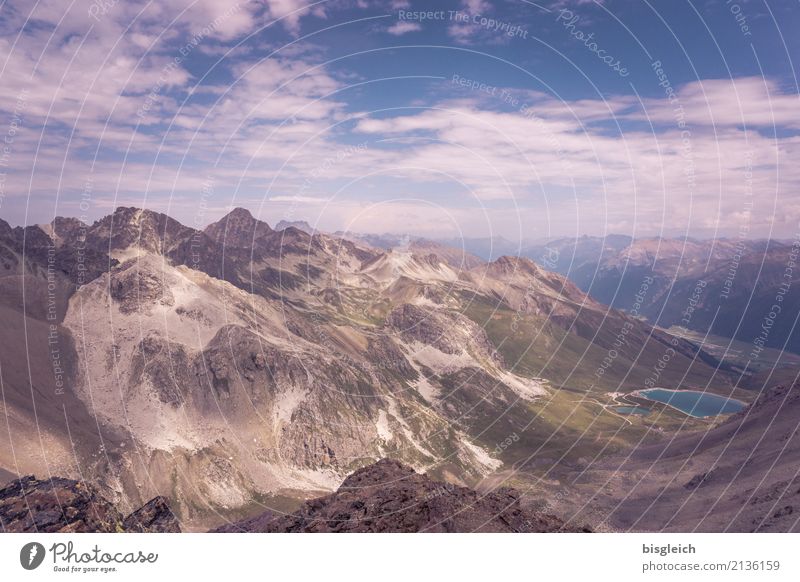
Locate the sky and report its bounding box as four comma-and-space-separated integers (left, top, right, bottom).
0, 0, 798, 241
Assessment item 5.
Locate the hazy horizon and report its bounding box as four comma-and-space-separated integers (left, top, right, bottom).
1, 204, 795, 245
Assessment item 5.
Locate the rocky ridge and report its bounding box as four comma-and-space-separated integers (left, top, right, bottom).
0, 476, 180, 533
213, 459, 588, 533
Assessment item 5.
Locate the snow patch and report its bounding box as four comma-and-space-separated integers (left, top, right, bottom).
412, 375, 439, 403
459, 436, 502, 473
274, 386, 307, 424
385, 398, 437, 460
376, 409, 393, 441
497, 370, 548, 400
408, 342, 475, 375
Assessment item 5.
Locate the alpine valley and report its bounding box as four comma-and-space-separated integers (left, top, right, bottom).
0, 208, 797, 532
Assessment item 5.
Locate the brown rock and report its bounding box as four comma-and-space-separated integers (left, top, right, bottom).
0, 476, 124, 533
214, 459, 589, 533
0, 476, 181, 533
122, 496, 181, 533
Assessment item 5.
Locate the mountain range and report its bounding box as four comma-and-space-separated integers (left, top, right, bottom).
523, 235, 800, 358
0, 207, 790, 531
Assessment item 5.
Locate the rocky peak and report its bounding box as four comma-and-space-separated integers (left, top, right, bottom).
339, 458, 416, 489
87, 207, 195, 255
48, 216, 88, 245
122, 496, 180, 533
489, 255, 540, 277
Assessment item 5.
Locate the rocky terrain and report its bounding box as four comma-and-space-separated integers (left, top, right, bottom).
0, 207, 778, 532
0, 475, 179, 533
1, 460, 587, 533
552, 382, 800, 532
213, 459, 587, 533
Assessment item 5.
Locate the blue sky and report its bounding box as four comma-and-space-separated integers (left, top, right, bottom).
0, 0, 798, 240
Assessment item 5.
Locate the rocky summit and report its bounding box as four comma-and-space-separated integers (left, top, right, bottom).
213, 459, 589, 533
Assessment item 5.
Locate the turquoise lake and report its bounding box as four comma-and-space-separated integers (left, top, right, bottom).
638, 389, 746, 418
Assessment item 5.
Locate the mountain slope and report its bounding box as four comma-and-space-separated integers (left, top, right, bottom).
529, 235, 799, 355
556, 381, 800, 532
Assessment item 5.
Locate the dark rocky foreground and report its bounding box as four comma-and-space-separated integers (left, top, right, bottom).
213, 459, 590, 533
0, 476, 180, 533
1, 460, 589, 533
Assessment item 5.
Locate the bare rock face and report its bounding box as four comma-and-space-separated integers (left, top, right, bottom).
110, 262, 175, 314
87, 207, 195, 255
213, 459, 588, 533
0, 220, 113, 320
0, 476, 180, 533
204, 207, 273, 248
211, 509, 278, 533
386, 303, 503, 366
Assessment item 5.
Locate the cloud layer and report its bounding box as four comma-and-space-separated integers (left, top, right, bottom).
0, 0, 797, 240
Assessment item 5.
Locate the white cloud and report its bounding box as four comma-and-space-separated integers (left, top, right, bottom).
631, 77, 800, 130
0, 0, 798, 239
446, 0, 516, 45
386, 21, 422, 36
463, 0, 492, 12
265, 0, 314, 35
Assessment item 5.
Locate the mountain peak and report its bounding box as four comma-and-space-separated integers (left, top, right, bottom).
224, 206, 254, 220
0, 218, 12, 238
490, 255, 540, 275
85, 207, 194, 255
205, 207, 273, 247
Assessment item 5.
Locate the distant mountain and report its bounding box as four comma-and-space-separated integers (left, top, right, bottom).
437, 235, 522, 261
341, 232, 522, 262
336, 231, 484, 270
408, 239, 484, 270
526, 235, 799, 355
205, 207, 273, 247
523, 234, 632, 279
275, 219, 315, 234
213, 459, 589, 533
654, 242, 800, 355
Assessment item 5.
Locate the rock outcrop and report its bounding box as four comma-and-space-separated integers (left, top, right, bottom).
0, 476, 181, 533
122, 496, 181, 533
213, 459, 589, 533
